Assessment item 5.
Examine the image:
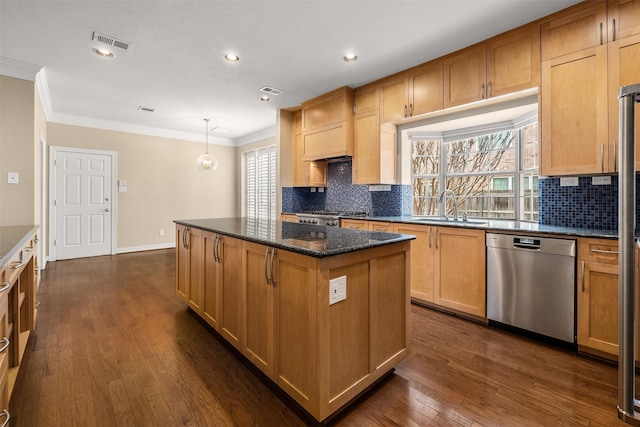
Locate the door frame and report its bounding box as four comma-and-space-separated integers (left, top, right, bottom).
48, 145, 118, 262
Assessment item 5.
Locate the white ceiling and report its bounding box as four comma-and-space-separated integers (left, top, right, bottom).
0, 0, 582, 146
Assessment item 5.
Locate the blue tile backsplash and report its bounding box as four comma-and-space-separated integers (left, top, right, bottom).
538, 175, 634, 231
283, 161, 637, 231
282, 160, 410, 216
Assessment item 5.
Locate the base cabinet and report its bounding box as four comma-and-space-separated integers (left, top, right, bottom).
577, 237, 639, 359
392, 223, 434, 303
175, 225, 203, 312
176, 224, 410, 422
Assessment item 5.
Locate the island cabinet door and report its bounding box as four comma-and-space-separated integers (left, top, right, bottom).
274, 250, 318, 413
243, 241, 276, 378
218, 236, 243, 350
202, 232, 221, 330
175, 225, 190, 302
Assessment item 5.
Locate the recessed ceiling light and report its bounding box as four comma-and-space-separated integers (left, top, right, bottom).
224, 53, 240, 62
343, 53, 358, 62
260, 96, 271, 102
93, 48, 114, 58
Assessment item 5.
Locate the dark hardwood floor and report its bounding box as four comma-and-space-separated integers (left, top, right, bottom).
10, 249, 630, 426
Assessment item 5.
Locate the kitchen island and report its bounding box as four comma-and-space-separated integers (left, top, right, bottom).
173, 218, 414, 423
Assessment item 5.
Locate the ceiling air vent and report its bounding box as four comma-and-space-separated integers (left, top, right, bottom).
260, 86, 282, 96
92, 31, 132, 51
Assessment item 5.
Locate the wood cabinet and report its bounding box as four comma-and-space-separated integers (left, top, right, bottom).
576, 237, 638, 358
444, 25, 540, 108
378, 62, 444, 123
280, 213, 299, 223
368, 221, 392, 232
353, 85, 397, 185
433, 227, 486, 317
540, 1, 640, 175
0, 229, 38, 413
392, 223, 434, 302
292, 110, 327, 187
301, 86, 354, 161
175, 225, 203, 312
340, 218, 368, 230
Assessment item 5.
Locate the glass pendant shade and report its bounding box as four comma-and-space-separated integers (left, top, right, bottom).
197, 118, 218, 171
197, 152, 218, 171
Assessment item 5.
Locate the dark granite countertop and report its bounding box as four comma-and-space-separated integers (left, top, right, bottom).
0, 225, 39, 269
174, 218, 414, 258
356, 216, 619, 239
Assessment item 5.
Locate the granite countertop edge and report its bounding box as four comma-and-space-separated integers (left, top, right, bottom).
174, 218, 415, 258
0, 225, 39, 269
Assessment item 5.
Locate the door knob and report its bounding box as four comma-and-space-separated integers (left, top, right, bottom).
105, 208, 110, 212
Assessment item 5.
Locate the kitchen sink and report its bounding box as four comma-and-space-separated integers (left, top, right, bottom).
412, 217, 487, 225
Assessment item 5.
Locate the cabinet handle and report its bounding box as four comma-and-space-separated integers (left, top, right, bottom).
217, 236, 222, 263
613, 141, 617, 173
12, 261, 24, 270
581, 261, 585, 292
264, 247, 271, 285
34, 300, 40, 308
0, 338, 9, 353
403, 105, 408, 118
487, 81, 492, 98
185, 228, 191, 250
600, 22, 604, 45
0, 282, 9, 293
270, 248, 277, 286
613, 18, 616, 41
0, 409, 9, 427
600, 144, 605, 173
480, 83, 486, 99
434, 228, 438, 249
213, 235, 219, 263
409, 103, 413, 117
427, 227, 432, 248
591, 248, 619, 255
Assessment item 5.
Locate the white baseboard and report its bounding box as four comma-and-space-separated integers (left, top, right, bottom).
116, 243, 176, 254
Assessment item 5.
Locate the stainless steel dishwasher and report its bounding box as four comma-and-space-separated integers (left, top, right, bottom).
486, 233, 576, 343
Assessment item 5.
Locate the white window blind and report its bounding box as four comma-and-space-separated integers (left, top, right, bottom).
245, 146, 276, 220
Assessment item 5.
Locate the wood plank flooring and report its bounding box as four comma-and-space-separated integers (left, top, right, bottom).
10, 249, 630, 426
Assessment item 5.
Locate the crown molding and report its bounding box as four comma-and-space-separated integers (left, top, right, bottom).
0, 56, 42, 81
35, 68, 53, 120
235, 126, 277, 146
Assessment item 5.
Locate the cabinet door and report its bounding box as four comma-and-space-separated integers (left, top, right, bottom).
353, 109, 380, 184
443, 44, 487, 108
186, 228, 203, 313
202, 232, 220, 330
433, 227, 486, 317
540, 46, 609, 175
219, 236, 243, 349
175, 226, 189, 302
392, 223, 434, 303
243, 242, 275, 377
487, 25, 540, 97
609, 0, 640, 41
308, 162, 327, 187
408, 61, 443, 116
577, 260, 619, 355
608, 33, 640, 171
368, 222, 392, 232
354, 85, 379, 115
541, 3, 607, 60
380, 74, 409, 123
293, 111, 327, 187
275, 249, 317, 410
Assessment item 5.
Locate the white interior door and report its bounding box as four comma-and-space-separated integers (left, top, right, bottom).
51, 147, 116, 260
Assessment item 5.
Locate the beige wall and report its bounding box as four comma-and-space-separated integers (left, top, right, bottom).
48, 123, 237, 251
0, 75, 35, 225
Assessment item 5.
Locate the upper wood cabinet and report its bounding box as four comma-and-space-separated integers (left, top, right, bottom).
301, 86, 353, 161
379, 61, 444, 122
609, 0, 640, 41
292, 110, 327, 187
444, 25, 540, 108
541, 2, 607, 61
353, 85, 397, 184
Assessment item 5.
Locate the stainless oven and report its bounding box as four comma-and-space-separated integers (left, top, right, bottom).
295, 210, 367, 227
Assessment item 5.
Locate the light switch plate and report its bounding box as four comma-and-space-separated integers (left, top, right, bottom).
329, 275, 347, 305
7, 172, 18, 184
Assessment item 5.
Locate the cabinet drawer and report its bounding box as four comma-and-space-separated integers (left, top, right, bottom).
579, 238, 622, 264
340, 219, 367, 230
368, 222, 392, 232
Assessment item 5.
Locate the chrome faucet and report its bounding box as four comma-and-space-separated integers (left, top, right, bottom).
438, 189, 458, 221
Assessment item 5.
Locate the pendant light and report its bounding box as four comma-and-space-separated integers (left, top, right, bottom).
196, 118, 218, 171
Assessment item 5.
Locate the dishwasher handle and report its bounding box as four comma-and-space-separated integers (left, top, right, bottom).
513, 237, 541, 250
